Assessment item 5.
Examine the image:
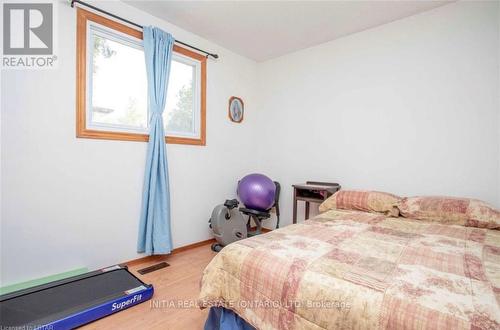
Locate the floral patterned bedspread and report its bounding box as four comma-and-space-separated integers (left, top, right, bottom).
198, 209, 500, 329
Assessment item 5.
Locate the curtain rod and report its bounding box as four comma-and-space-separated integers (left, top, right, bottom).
70, 0, 219, 59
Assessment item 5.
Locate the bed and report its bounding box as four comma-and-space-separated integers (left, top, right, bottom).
198, 191, 500, 330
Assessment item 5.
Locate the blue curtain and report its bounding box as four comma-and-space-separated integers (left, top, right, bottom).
137, 26, 175, 255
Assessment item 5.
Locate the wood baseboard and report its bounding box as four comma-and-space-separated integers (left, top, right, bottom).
171, 238, 216, 254
123, 238, 215, 267
123, 228, 273, 267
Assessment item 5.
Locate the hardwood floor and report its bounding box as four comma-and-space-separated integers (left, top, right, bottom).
82, 243, 217, 330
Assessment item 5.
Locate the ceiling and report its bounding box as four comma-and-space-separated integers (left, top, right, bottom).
125, 1, 452, 62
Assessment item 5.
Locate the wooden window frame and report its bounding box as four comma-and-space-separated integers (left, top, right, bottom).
76, 8, 206, 146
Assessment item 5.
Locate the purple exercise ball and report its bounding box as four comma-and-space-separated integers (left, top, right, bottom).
238, 173, 276, 211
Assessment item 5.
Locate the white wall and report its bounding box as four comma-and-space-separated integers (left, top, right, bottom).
257, 0, 500, 228
498, 0, 500, 210
0, 1, 258, 286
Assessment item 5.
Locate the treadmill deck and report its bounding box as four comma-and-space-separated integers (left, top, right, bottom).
0, 266, 153, 329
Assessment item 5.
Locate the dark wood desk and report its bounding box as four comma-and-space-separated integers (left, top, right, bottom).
292, 181, 341, 224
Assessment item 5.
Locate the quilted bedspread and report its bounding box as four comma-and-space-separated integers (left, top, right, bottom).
198, 209, 500, 329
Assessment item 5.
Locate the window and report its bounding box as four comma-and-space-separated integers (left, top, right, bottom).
77, 9, 206, 145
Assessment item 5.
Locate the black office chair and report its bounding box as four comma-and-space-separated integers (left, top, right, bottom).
240, 181, 281, 236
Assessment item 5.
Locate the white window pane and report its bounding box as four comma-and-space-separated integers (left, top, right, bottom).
164, 60, 196, 135
91, 34, 148, 130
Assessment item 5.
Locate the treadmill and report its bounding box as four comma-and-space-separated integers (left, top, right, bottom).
0, 265, 154, 329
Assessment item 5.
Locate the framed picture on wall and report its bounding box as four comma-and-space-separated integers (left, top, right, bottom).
228, 97, 244, 123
